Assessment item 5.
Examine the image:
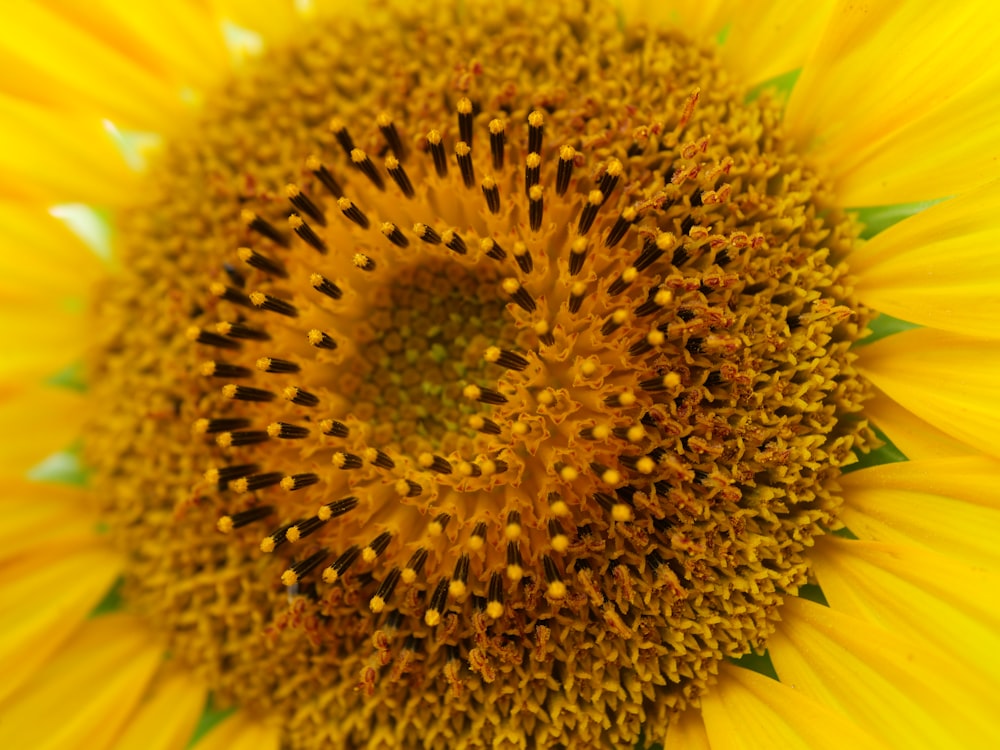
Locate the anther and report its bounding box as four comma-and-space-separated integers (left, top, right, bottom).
481, 177, 500, 214
635, 287, 673, 317
280, 472, 319, 490
463, 384, 508, 405
322, 544, 360, 584
223, 263, 245, 289
501, 277, 536, 313
308, 329, 337, 349
250, 291, 298, 317
196, 370, 236, 398
217, 505, 273, 533
222, 384, 275, 402
395, 478, 423, 498
603, 390, 636, 408
353, 253, 376, 272
268, 422, 309, 439
480, 237, 506, 260
449, 554, 471, 599
194, 417, 251, 434
577, 190, 604, 235
505, 541, 524, 582
441, 229, 467, 255
505, 511, 522, 541
233, 472, 284, 493
455, 141, 475, 188
598, 159, 623, 202
187, 326, 240, 350
282, 549, 329, 587
317, 496, 359, 521
426, 130, 448, 177
288, 214, 327, 253
534, 319, 555, 347
543, 555, 567, 599
364, 448, 395, 470
216, 430, 269, 447
509, 241, 532, 273
285, 184, 326, 226
209, 282, 252, 308
205, 463, 258, 489
285, 516, 325, 543
380, 222, 409, 248
548, 519, 570, 553
425, 578, 450, 626
384, 155, 415, 198
256, 357, 299, 374
568, 237, 588, 276
469, 522, 488, 551
329, 117, 355, 158
486, 571, 505, 618
337, 197, 370, 229
579, 424, 611, 441
635, 233, 674, 272
216, 321, 270, 341
457, 97, 474, 146
568, 280, 587, 313
484, 346, 529, 371
488, 119, 505, 170
259, 522, 294, 553
601, 309, 629, 336
241, 209, 288, 247
629, 328, 666, 356
555, 145, 575, 196
320, 419, 349, 438
370, 567, 402, 613
605, 206, 638, 248
361, 531, 392, 563
418, 452, 453, 474
401, 548, 428, 584
306, 155, 343, 198
376, 113, 405, 159
332, 451, 363, 470
413, 223, 442, 244
608, 267, 639, 297
310, 273, 343, 300
527, 110, 544, 154
528, 185, 544, 232
640, 372, 681, 392
468, 414, 502, 435
350, 148, 385, 190
524, 152, 541, 194
283, 386, 319, 407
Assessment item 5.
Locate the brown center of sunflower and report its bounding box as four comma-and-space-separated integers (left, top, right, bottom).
85, 3, 872, 748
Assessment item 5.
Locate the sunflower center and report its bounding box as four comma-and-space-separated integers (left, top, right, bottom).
85, 2, 871, 748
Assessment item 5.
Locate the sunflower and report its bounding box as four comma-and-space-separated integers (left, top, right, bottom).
2, 0, 998, 748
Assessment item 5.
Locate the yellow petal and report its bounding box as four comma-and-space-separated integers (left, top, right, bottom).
189, 713, 281, 750
841, 456, 1000, 568
619, 0, 729, 40
863, 390, 972, 460
0, 477, 97, 563
700, 663, 885, 750
0, 96, 138, 206
0, 303, 90, 381
720, 0, 837, 86
39, 0, 230, 94
0, 204, 103, 298
0, 541, 122, 704
0, 386, 89, 473
110, 665, 206, 750
0, 614, 161, 750
207, 0, 299, 44
785, 1, 1000, 203
663, 704, 711, 750
852, 181, 1000, 337
769, 597, 997, 748
0, 3, 184, 130
812, 537, 1000, 682
858, 328, 1000, 459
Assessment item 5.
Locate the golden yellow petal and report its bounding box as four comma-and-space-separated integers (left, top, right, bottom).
0, 304, 91, 382
853, 181, 1000, 337
0, 96, 138, 205
813, 538, 1000, 683
207, 0, 299, 44
0, 386, 90, 473
0, 542, 122, 704
858, 328, 1000, 459
720, 0, 837, 85
0, 3, 184, 130
769, 597, 997, 748
785, 2, 1000, 203
39, 0, 230, 94
701, 662, 885, 750
662, 703, 711, 750
0, 614, 161, 750
0, 477, 96, 563
109, 665, 206, 750
189, 713, 281, 750
864, 390, 972, 460
841, 456, 1000, 568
